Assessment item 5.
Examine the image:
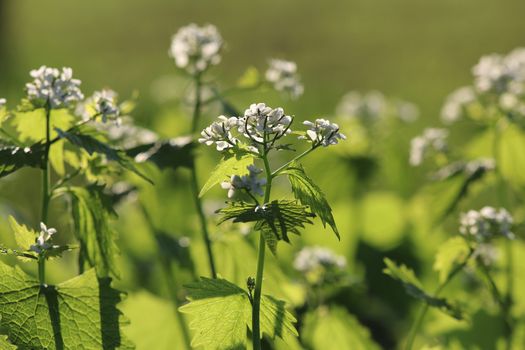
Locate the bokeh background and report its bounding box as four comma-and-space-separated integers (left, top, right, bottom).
1, 1, 525, 349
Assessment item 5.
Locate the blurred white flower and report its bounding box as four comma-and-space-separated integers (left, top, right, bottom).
409, 128, 448, 166
265, 59, 304, 99
473, 243, 499, 266
26, 66, 84, 109
460, 206, 514, 241
30, 222, 57, 254
293, 246, 346, 274
221, 164, 266, 198
169, 23, 223, 74
441, 86, 476, 124
93, 89, 120, 123
0, 98, 6, 108
97, 116, 158, 149
239, 103, 292, 143
199, 115, 240, 151
301, 118, 346, 147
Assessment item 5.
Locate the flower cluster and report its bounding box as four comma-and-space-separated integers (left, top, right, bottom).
459, 206, 514, 242
294, 246, 347, 276
240, 103, 292, 143
301, 119, 346, 147
169, 23, 223, 74
409, 128, 448, 166
441, 86, 477, 124
198, 115, 240, 151
96, 116, 158, 149
0, 98, 5, 109
26, 66, 84, 109
336, 90, 419, 123
30, 223, 57, 254
221, 165, 266, 198
265, 59, 304, 99
92, 89, 120, 123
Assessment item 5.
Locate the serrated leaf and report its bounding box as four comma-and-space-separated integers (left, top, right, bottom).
216, 200, 315, 254
0, 262, 134, 349
0, 142, 45, 178
199, 153, 255, 197
125, 137, 194, 171
433, 237, 471, 283
302, 307, 381, 350
8, 215, 36, 251
180, 277, 297, 349
12, 108, 75, 143
66, 185, 120, 278
383, 258, 463, 319
55, 127, 152, 184
282, 162, 340, 239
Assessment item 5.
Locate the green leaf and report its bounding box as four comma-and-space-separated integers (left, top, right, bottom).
383, 258, 464, 320
433, 237, 471, 283
0, 335, 16, 349
8, 215, 36, 251
216, 200, 315, 254
12, 109, 75, 143
125, 137, 194, 171
302, 307, 381, 350
0, 262, 134, 349
179, 277, 297, 349
55, 127, 152, 184
66, 185, 120, 278
282, 162, 340, 239
199, 153, 255, 197
0, 142, 45, 178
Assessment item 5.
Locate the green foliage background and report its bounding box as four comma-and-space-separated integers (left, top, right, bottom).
1, 0, 525, 349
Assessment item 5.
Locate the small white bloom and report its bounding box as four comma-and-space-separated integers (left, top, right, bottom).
220, 164, 267, 198
301, 118, 346, 147
199, 115, 240, 151
169, 23, 223, 74
26, 66, 84, 109
473, 243, 499, 266
0, 98, 6, 108
459, 206, 514, 241
96, 116, 158, 149
93, 89, 120, 123
441, 86, 477, 124
239, 103, 293, 143
293, 246, 347, 274
409, 128, 448, 166
265, 59, 304, 99
30, 222, 57, 254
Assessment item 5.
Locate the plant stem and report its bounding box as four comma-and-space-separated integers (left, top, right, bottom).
189, 73, 217, 278
39, 105, 52, 285
252, 149, 273, 350
271, 146, 316, 178
404, 249, 474, 350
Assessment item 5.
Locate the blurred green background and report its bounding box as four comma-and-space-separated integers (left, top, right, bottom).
1, 1, 525, 349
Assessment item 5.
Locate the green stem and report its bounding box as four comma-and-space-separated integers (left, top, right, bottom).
252, 148, 273, 350
189, 73, 217, 279
271, 146, 317, 178
404, 249, 474, 350
39, 105, 52, 285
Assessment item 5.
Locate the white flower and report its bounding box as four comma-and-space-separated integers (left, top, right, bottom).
409, 128, 448, 166
0, 98, 5, 108
441, 86, 477, 124
293, 246, 346, 274
221, 164, 266, 198
473, 243, 499, 266
239, 103, 292, 143
96, 116, 158, 149
301, 118, 346, 147
169, 23, 223, 74
30, 222, 57, 254
93, 89, 120, 123
26, 66, 84, 109
459, 206, 514, 241
265, 59, 304, 99
199, 115, 240, 151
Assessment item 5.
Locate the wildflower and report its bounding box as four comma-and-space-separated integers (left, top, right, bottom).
96, 116, 158, 149
0, 98, 5, 108
336, 91, 386, 121
441, 86, 477, 124
265, 59, 304, 99
395, 100, 419, 123
409, 128, 448, 166
30, 222, 57, 254
26, 66, 84, 109
301, 118, 346, 147
169, 23, 223, 74
459, 206, 514, 241
473, 243, 499, 266
239, 103, 292, 143
293, 246, 346, 274
199, 115, 240, 151
221, 164, 266, 198
92, 89, 120, 123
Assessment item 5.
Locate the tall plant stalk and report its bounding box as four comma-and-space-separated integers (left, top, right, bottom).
189, 73, 217, 278
38, 104, 52, 285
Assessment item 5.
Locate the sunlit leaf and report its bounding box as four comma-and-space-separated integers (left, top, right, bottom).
199, 153, 255, 197
433, 237, 471, 283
